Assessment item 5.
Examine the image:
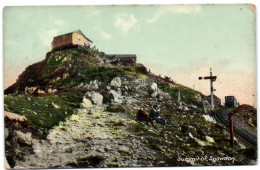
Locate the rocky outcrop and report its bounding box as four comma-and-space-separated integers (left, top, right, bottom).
25, 87, 37, 94
4, 111, 35, 133
85, 92, 103, 105
110, 90, 123, 104
110, 77, 121, 88
80, 97, 93, 108
76, 80, 100, 90
4, 111, 38, 168
13, 131, 33, 145
148, 83, 158, 97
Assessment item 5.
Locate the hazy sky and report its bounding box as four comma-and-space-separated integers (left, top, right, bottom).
4, 4, 256, 106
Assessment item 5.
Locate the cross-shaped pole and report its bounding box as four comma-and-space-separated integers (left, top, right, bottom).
199, 68, 217, 111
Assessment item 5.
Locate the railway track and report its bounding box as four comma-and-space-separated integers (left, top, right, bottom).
213, 108, 257, 147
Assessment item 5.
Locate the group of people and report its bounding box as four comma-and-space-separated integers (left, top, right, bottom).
135, 105, 166, 128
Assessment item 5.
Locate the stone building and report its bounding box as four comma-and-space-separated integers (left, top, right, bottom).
51, 30, 92, 50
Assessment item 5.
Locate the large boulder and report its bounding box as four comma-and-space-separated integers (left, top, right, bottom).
110, 90, 123, 103
4, 111, 35, 133
85, 92, 103, 105
148, 83, 159, 97
14, 130, 33, 145
111, 77, 121, 88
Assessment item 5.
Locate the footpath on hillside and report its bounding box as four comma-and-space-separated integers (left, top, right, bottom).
14, 104, 160, 168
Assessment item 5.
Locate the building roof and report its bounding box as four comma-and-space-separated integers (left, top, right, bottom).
107, 54, 137, 58
52, 30, 93, 43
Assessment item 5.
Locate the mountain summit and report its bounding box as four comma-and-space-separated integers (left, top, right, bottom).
4, 47, 256, 168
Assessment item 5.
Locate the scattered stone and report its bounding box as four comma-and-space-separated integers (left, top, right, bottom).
25, 87, 37, 94
70, 115, 80, 121
66, 161, 78, 167
47, 88, 57, 93
111, 77, 121, 88
205, 136, 215, 143
85, 92, 103, 105
52, 102, 60, 109
119, 146, 131, 155
107, 163, 119, 167
189, 132, 211, 146
194, 93, 202, 103
158, 161, 166, 165
80, 97, 93, 108
203, 115, 216, 124
62, 73, 70, 80
110, 90, 123, 103
37, 89, 45, 95
14, 130, 33, 145
76, 154, 105, 167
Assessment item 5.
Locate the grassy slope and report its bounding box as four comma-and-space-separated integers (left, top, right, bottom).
4, 48, 147, 129
4, 48, 257, 166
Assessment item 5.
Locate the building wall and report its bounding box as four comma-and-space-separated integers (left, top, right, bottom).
72, 32, 91, 47
118, 57, 137, 62
52, 33, 73, 49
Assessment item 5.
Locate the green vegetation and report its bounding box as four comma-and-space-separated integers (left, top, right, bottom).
76, 154, 105, 167
4, 48, 257, 167
4, 94, 75, 129
106, 104, 132, 114
158, 82, 202, 106
65, 65, 126, 85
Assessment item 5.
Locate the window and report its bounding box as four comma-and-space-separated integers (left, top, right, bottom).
68, 34, 71, 39
54, 38, 57, 44
60, 36, 63, 42
78, 34, 81, 41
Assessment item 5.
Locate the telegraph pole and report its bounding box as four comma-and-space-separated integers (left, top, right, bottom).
199, 68, 217, 111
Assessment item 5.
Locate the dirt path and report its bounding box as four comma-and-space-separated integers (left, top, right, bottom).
15, 105, 157, 168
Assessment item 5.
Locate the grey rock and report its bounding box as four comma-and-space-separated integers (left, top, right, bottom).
85, 92, 103, 105
14, 130, 33, 145
47, 88, 57, 93
148, 83, 159, 97
25, 87, 37, 94
110, 90, 123, 103
80, 97, 93, 108
111, 77, 121, 88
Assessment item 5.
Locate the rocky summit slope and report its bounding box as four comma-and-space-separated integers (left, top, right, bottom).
4, 47, 257, 168
234, 105, 257, 130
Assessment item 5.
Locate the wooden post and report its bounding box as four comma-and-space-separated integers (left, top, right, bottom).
198, 68, 217, 111
229, 113, 235, 146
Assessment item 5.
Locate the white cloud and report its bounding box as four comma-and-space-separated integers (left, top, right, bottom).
39, 29, 59, 47
148, 5, 201, 23
100, 31, 112, 40
114, 14, 138, 33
